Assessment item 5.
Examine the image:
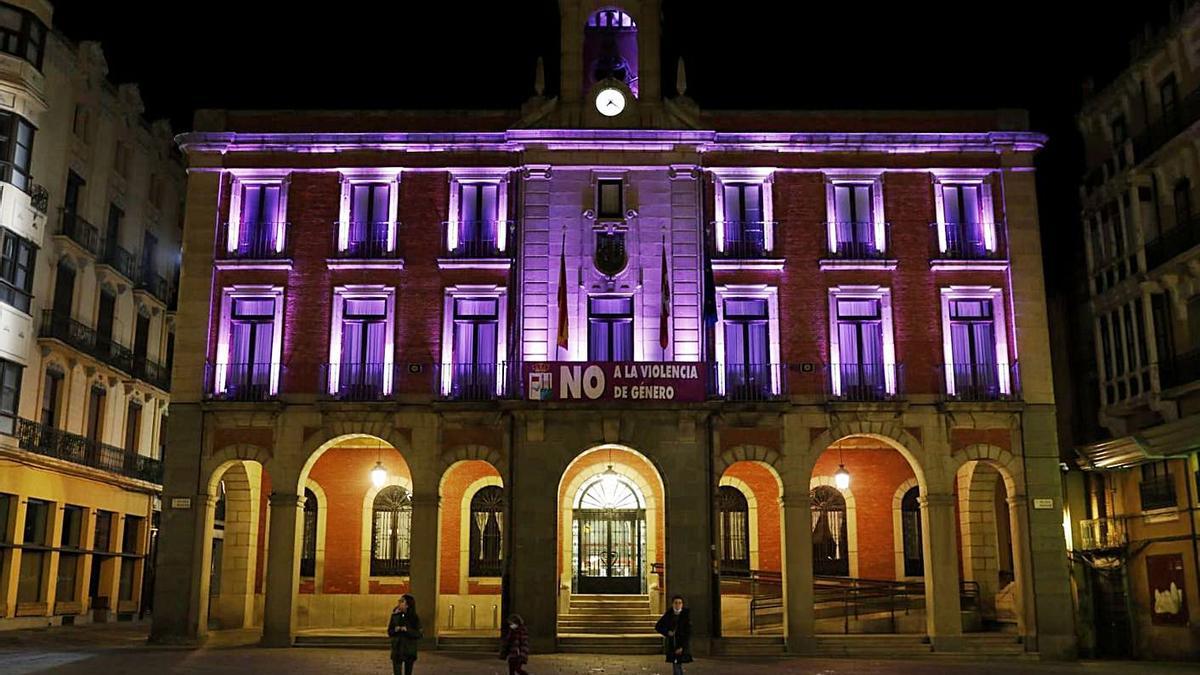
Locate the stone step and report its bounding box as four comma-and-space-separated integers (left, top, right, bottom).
294, 634, 389, 649
557, 635, 662, 654
437, 636, 501, 653
711, 637, 787, 656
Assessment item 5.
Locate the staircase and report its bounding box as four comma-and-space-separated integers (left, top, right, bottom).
556, 594, 662, 654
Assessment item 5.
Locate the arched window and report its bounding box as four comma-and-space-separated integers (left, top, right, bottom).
717, 485, 750, 576
583, 9, 638, 96
900, 486, 924, 577
300, 488, 317, 578
810, 485, 849, 577
469, 486, 504, 577
371, 485, 411, 577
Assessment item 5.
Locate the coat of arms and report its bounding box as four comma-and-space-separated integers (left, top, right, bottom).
594, 230, 627, 277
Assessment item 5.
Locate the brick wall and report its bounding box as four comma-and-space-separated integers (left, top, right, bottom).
722, 461, 782, 573
438, 460, 502, 595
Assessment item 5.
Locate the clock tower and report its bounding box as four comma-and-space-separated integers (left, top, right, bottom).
519, 0, 697, 129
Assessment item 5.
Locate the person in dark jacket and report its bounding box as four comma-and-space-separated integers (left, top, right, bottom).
655, 595, 693, 675
387, 594, 422, 675
499, 613, 530, 675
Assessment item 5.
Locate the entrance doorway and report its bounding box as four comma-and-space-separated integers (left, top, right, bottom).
572, 475, 646, 595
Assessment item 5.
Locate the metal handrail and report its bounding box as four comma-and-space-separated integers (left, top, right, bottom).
56, 210, 101, 255
216, 221, 291, 260
332, 221, 400, 259
827, 363, 904, 402
441, 220, 511, 258
824, 221, 890, 260
712, 220, 776, 259
14, 417, 162, 484
937, 362, 1021, 402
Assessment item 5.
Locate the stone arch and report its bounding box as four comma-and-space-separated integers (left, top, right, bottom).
440, 443, 507, 476
807, 419, 928, 490
208, 460, 267, 629
295, 423, 412, 495
717, 476, 759, 571
714, 443, 783, 478
810, 476, 858, 578
205, 443, 273, 495
300, 478, 328, 596
950, 443, 1021, 496
891, 477, 922, 580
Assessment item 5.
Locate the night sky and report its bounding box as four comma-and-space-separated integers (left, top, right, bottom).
52, 0, 1172, 302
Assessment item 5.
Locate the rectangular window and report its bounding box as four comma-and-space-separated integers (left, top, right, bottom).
450, 298, 499, 399
830, 183, 879, 259
52, 263, 74, 317
0, 493, 11, 542
948, 299, 1000, 399
41, 369, 62, 428
124, 401, 141, 454
0, 6, 46, 69
722, 183, 765, 257
347, 182, 390, 257
0, 227, 35, 313
237, 184, 282, 257
588, 296, 634, 361
0, 358, 22, 436
835, 298, 886, 399
0, 110, 34, 192
226, 297, 276, 399
58, 504, 84, 602
457, 183, 499, 255
122, 515, 142, 554
133, 313, 150, 362
85, 386, 105, 443
96, 289, 116, 346
1140, 461, 1177, 510
337, 297, 388, 398
722, 298, 771, 397
17, 499, 49, 604
597, 179, 623, 219
942, 184, 987, 258
94, 511, 113, 552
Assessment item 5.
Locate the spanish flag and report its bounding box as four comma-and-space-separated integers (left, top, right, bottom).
660, 236, 670, 351
556, 231, 569, 353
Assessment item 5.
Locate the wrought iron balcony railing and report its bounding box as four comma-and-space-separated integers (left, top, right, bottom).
333, 221, 401, 259
97, 240, 138, 281
216, 222, 291, 260
708, 363, 789, 401
1145, 216, 1200, 271
39, 310, 140, 376
319, 362, 394, 401
135, 269, 172, 305
13, 417, 162, 484
937, 362, 1022, 402
712, 221, 776, 260
1078, 517, 1127, 551
827, 363, 904, 402
437, 362, 512, 402
56, 210, 101, 255
1133, 84, 1200, 164
824, 222, 890, 261
132, 356, 171, 392
204, 361, 282, 402
441, 221, 510, 259
935, 222, 1006, 261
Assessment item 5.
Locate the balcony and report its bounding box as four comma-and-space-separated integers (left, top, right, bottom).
1139, 474, 1177, 511
13, 417, 162, 484
938, 362, 1021, 402
441, 220, 510, 259
1133, 84, 1200, 164
132, 356, 171, 392
333, 222, 402, 260
712, 221, 776, 260
827, 363, 904, 402
1144, 216, 1200, 270
709, 363, 789, 402
934, 222, 1006, 262
1078, 517, 1127, 551
204, 361, 282, 402
216, 222, 291, 261
39, 311, 136, 376
437, 362, 512, 402
54, 211, 101, 256
1161, 348, 1200, 390
823, 222, 891, 261
319, 362, 394, 402
135, 269, 172, 306
96, 240, 138, 283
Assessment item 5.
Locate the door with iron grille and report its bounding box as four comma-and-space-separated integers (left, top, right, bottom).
573, 477, 645, 594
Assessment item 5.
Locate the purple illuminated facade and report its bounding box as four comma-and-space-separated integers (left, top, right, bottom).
152, 0, 1074, 661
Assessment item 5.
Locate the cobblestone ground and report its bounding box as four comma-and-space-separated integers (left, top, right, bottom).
0, 625, 1196, 675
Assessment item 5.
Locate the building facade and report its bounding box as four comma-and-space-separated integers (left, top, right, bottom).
0, 0, 184, 628
1070, 0, 1200, 661
152, 0, 1073, 658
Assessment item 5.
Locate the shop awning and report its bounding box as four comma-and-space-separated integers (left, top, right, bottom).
1076, 414, 1200, 470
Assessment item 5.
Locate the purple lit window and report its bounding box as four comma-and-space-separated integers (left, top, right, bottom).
239, 184, 281, 257
348, 183, 390, 257
942, 185, 986, 258
588, 296, 633, 361
723, 184, 765, 257
832, 184, 877, 258
948, 299, 999, 398
339, 297, 387, 398
451, 298, 499, 399
227, 297, 275, 398
597, 180, 623, 219
457, 183, 498, 256
836, 298, 885, 397
723, 298, 770, 396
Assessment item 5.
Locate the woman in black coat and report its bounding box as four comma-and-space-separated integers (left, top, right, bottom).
655, 595, 693, 675
387, 594, 422, 675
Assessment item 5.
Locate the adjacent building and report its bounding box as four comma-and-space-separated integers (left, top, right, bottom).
152, 0, 1073, 658
0, 0, 184, 628
1069, 0, 1200, 661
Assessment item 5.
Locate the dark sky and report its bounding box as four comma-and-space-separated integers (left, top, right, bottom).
52, 0, 1173, 296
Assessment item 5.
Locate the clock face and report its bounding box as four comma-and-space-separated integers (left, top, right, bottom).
595, 88, 626, 117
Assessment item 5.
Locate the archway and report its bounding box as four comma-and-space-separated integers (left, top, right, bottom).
955, 456, 1021, 633
292, 434, 412, 631
437, 459, 503, 636
205, 458, 270, 631
718, 460, 784, 636
810, 434, 925, 635
556, 445, 665, 637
